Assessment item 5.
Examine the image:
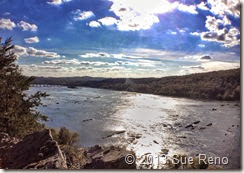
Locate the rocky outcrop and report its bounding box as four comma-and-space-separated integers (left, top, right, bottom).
0, 130, 136, 169
1, 129, 67, 169
83, 145, 136, 169
0, 133, 20, 168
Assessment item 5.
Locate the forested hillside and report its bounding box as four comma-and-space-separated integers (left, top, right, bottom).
32, 68, 240, 101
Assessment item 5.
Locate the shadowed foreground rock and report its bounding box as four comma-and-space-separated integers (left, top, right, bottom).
83, 145, 136, 169
0, 130, 136, 169
1, 129, 67, 169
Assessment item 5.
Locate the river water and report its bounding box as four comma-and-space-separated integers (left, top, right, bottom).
28, 86, 240, 169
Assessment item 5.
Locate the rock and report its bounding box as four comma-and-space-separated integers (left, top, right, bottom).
212, 108, 217, 111
193, 121, 200, 124
185, 124, 193, 129
88, 145, 102, 154
3, 129, 67, 169
82, 119, 93, 122
153, 140, 159, 144
221, 104, 225, 106
0, 133, 20, 168
162, 124, 167, 127
160, 149, 169, 155
0, 131, 137, 169
84, 146, 136, 169
174, 122, 181, 126
135, 134, 142, 139
178, 136, 187, 139
206, 123, 213, 126
191, 126, 196, 130
232, 125, 235, 127
199, 127, 206, 131
103, 131, 126, 139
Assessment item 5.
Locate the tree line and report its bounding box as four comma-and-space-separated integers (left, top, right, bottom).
33, 69, 240, 101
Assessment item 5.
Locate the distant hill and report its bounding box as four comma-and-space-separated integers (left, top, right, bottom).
32, 68, 240, 101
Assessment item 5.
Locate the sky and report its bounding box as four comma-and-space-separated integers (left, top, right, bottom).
0, 0, 241, 78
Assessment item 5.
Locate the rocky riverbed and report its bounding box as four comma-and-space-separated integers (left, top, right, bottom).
27, 86, 241, 169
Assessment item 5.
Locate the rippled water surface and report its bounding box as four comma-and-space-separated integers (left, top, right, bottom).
28, 86, 240, 169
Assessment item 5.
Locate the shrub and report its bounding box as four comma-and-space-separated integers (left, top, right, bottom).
200, 93, 208, 99
51, 127, 79, 146
216, 94, 223, 100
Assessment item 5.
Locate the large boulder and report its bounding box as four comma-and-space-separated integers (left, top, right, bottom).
83, 145, 136, 169
3, 129, 67, 169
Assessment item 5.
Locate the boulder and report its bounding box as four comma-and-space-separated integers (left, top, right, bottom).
3, 129, 67, 169
84, 146, 136, 169
0, 133, 20, 168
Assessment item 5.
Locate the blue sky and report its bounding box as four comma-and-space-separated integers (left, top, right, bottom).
0, 0, 240, 77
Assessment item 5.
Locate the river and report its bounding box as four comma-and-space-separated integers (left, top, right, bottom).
28, 86, 240, 169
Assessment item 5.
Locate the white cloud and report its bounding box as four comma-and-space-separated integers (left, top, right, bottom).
197, 2, 209, 11
3, 12, 11, 16
132, 48, 187, 60
47, 0, 72, 5
72, 10, 94, 21
43, 59, 117, 66
108, 0, 198, 31
179, 61, 239, 75
112, 54, 126, 59
192, 15, 239, 48
80, 52, 111, 58
198, 44, 205, 48
28, 47, 61, 58
14, 45, 28, 56
14, 45, 61, 58
174, 2, 198, 14
80, 52, 142, 59
112, 54, 140, 59
88, 21, 101, 28
179, 29, 186, 33
170, 31, 177, 35
17, 21, 37, 31
47, 0, 62, 5
201, 16, 240, 48
43, 59, 80, 65
181, 55, 211, 62
202, 61, 239, 71
207, 0, 240, 18
222, 16, 231, 26
193, 1, 239, 48
0, 18, 16, 30
190, 32, 200, 36
205, 16, 221, 32
24, 36, 40, 44
98, 17, 117, 26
